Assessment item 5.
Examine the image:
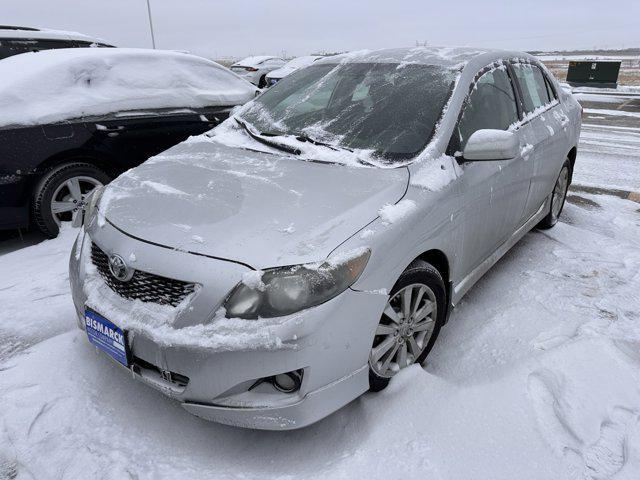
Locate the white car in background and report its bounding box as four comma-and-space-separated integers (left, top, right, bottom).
230, 55, 285, 88
265, 55, 323, 86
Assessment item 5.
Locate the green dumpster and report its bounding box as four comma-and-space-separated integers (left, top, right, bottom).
566, 61, 621, 88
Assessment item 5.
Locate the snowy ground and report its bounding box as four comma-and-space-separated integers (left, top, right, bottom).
574, 95, 640, 191
1, 103, 639, 479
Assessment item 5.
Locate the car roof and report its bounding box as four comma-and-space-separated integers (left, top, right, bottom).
0, 25, 111, 45
0, 47, 257, 128
317, 46, 535, 69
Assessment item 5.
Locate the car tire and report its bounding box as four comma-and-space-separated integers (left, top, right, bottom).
537, 159, 570, 230
369, 260, 446, 392
32, 162, 110, 238
258, 75, 267, 88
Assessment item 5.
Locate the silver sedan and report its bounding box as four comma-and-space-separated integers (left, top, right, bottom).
69, 47, 581, 430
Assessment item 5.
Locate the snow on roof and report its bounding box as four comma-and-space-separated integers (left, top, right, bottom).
318, 46, 497, 68
232, 55, 282, 67
0, 48, 258, 128
0, 25, 111, 45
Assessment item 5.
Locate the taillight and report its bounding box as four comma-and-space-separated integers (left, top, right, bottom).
246, 67, 258, 72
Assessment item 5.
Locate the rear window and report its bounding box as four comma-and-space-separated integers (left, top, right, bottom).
512, 63, 552, 114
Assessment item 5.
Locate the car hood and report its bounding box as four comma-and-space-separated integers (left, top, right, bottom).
266, 66, 295, 79
100, 139, 409, 269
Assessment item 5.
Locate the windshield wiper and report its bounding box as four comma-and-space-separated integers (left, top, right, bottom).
235, 119, 376, 166
235, 118, 301, 155
292, 132, 351, 152
294, 132, 379, 166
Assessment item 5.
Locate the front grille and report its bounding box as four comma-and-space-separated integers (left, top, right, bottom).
91, 242, 196, 307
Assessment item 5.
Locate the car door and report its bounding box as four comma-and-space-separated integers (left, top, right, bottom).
86, 110, 224, 170
451, 63, 532, 277
510, 62, 564, 217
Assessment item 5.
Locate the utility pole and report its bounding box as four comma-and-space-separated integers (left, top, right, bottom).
146, 0, 156, 49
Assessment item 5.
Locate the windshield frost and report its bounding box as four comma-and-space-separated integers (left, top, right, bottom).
238, 62, 457, 162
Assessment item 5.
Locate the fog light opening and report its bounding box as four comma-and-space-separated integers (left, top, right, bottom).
271, 370, 303, 393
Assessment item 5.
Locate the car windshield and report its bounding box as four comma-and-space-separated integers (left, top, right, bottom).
237, 62, 458, 161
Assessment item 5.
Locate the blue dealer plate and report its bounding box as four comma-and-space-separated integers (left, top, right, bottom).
85, 308, 129, 367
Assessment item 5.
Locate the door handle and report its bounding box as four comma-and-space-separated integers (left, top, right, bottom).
95, 124, 126, 133
560, 116, 570, 127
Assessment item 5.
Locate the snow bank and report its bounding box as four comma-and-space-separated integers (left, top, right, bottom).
583, 108, 640, 119
0, 48, 257, 128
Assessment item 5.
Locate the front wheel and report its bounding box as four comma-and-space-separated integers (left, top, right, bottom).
537, 160, 570, 229
368, 260, 446, 392
32, 162, 110, 238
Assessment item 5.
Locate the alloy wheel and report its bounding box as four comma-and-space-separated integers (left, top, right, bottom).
551, 166, 569, 220
50, 176, 103, 226
369, 283, 438, 378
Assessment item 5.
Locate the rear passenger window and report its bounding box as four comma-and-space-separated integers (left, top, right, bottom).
512, 64, 552, 114
458, 67, 519, 148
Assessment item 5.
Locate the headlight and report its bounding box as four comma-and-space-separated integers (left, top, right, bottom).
224, 248, 371, 319
83, 185, 105, 226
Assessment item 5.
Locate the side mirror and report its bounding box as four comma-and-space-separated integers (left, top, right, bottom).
461, 129, 519, 162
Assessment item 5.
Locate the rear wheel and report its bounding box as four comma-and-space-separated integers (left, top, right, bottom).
368, 260, 446, 392
32, 162, 110, 238
537, 160, 570, 229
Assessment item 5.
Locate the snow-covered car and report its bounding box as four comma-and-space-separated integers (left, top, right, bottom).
0, 48, 257, 237
0, 25, 113, 60
265, 55, 322, 86
230, 55, 285, 87
70, 47, 581, 430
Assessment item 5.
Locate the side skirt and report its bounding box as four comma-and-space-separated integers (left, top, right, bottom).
451, 197, 550, 305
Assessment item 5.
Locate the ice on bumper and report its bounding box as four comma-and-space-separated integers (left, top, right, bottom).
77, 232, 295, 352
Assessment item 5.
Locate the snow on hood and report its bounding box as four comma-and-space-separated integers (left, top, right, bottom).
231, 55, 281, 67
98, 138, 409, 269
0, 48, 257, 128
266, 55, 322, 79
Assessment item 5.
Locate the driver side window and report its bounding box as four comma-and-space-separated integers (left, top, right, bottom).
458, 66, 519, 149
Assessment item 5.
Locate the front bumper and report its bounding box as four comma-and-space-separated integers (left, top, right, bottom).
70, 225, 387, 429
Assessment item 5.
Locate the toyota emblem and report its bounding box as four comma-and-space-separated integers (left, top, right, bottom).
108, 254, 133, 282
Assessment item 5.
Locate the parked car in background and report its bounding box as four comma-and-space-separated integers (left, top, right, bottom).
265, 55, 323, 86
230, 55, 285, 87
70, 47, 580, 430
0, 48, 257, 237
0, 25, 113, 60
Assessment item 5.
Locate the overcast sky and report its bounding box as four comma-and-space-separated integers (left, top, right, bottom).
4, 0, 639, 59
